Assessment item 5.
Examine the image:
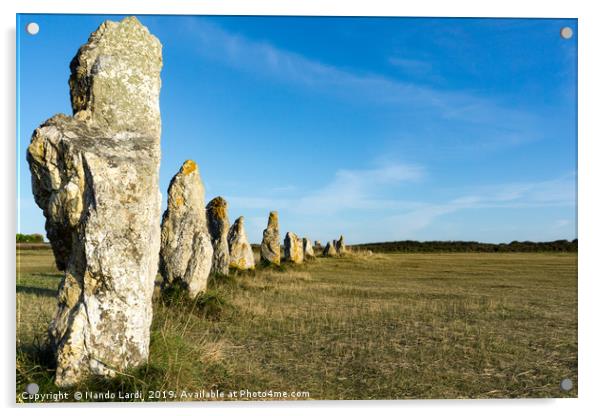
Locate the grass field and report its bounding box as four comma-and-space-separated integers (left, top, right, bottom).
16, 248, 577, 401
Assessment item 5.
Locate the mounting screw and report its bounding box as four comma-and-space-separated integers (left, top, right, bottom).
25, 383, 39, 395
26, 22, 40, 35
560, 378, 573, 391
560, 27, 573, 40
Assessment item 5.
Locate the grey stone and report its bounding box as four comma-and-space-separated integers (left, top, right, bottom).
260, 211, 280, 265
26, 16, 162, 387
336, 235, 346, 254
323, 241, 337, 257
228, 216, 255, 270
303, 237, 315, 259
206, 197, 230, 275
284, 232, 303, 264
160, 160, 213, 297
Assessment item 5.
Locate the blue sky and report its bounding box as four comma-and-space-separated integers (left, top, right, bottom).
17, 14, 577, 244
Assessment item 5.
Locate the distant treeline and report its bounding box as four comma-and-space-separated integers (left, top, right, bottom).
16, 233, 44, 243
353, 239, 578, 253
16, 236, 578, 253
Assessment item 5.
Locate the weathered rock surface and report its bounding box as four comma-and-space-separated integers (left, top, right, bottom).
26, 16, 163, 387
206, 197, 230, 275
160, 160, 213, 297
284, 232, 304, 264
303, 237, 315, 259
323, 241, 337, 257
260, 211, 280, 265
228, 216, 255, 270
336, 235, 347, 254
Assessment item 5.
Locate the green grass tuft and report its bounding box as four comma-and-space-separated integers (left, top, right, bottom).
194, 290, 232, 321
160, 279, 234, 321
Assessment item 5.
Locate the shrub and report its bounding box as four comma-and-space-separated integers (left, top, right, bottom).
16, 233, 45, 243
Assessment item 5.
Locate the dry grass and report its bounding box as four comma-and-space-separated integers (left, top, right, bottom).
16, 248, 577, 401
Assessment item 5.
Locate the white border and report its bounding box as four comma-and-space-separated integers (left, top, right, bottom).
2, 1, 600, 415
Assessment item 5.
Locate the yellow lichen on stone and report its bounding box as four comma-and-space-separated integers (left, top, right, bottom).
268, 211, 278, 227
208, 197, 227, 220
230, 256, 254, 271
215, 205, 226, 220
175, 196, 184, 207
28, 137, 45, 160
61, 273, 82, 308
181, 160, 197, 175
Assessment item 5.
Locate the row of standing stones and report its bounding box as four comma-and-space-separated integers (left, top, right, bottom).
159, 158, 347, 299
25, 17, 348, 387
261, 211, 347, 265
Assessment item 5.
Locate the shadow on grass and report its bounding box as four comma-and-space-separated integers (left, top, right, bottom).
16, 335, 57, 399
256, 260, 309, 273
30, 272, 63, 278
16, 285, 57, 297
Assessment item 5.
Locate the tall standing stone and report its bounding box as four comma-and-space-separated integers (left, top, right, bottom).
284, 232, 303, 264
260, 211, 280, 265
160, 160, 213, 297
26, 17, 162, 387
206, 197, 230, 275
302, 237, 315, 259
228, 216, 255, 270
336, 235, 347, 254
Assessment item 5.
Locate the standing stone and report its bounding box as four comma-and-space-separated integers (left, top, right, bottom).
284, 232, 304, 264
323, 241, 337, 257
206, 197, 230, 275
303, 237, 315, 259
26, 17, 162, 387
336, 235, 347, 254
260, 211, 280, 265
228, 216, 255, 270
159, 160, 213, 298
314, 240, 321, 249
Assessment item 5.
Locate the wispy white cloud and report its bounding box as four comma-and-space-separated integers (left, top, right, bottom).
375, 173, 576, 239
229, 159, 573, 212
464, 173, 576, 207
227, 169, 575, 243
183, 18, 539, 149
294, 163, 424, 214
179, 18, 574, 243
227, 161, 425, 216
